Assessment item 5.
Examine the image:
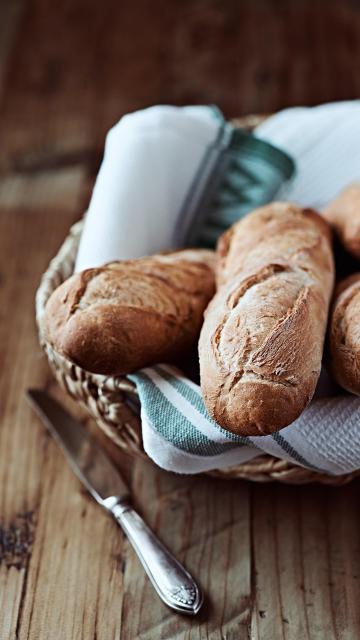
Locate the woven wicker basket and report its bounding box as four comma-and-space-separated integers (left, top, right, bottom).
36, 116, 360, 486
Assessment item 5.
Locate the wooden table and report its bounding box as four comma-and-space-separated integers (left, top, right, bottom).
1, 1, 360, 638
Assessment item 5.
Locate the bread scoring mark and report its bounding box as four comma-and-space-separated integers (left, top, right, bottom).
139, 264, 214, 297
227, 368, 246, 393
69, 260, 214, 320
211, 264, 289, 374
68, 268, 103, 316
241, 369, 298, 388
217, 225, 235, 260
226, 263, 288, 310
246, 286, 309, 385
211, 317, 230, 370
212, 273, 310, 388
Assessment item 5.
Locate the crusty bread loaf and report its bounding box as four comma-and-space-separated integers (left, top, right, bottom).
44, 249, 216, 375
328, 273, 360, 395
199, 202, 334, 436
323, 183, 360, 259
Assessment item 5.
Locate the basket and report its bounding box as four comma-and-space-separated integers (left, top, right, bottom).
36, 116, 360, 486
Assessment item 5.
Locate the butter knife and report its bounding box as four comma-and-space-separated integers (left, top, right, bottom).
26, 389, 203, 615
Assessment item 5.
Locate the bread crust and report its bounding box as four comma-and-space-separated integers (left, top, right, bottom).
199, 202, 334, 436
44, 249, 216, 375
329, 273, 360, 395
323, 183, 360, 259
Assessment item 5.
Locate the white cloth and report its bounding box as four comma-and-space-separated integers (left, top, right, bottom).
256, 100, 360, 209
75, 105, 221, 271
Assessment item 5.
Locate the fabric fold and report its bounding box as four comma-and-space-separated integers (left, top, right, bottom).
129, 364, 360, 475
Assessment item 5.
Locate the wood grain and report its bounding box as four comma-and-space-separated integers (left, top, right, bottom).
1, 0, 360, 638
1, 205, 360, 639
0, 0, 360, 173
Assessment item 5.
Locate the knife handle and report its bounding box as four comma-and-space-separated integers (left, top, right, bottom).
109, 500, 203, 615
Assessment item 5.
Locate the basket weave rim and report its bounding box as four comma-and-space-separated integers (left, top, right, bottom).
35, 114, 360, 486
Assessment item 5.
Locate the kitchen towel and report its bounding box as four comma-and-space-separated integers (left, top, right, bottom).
129, 100, 360, 475
129, 364, 360, 475
75, 105, 293, 271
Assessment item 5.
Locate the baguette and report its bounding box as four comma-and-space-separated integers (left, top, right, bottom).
328, 273, 360, 395
44, 249, 216, 375
199, 202, 334, 436
323, 183, 360, 259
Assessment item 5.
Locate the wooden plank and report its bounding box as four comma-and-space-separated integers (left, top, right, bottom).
299, 486, 338, 639
307, 484, 360, 639
0, 167, 88, 214
251, 484, 360, 640
120, 467, 252, 639
0, 0, 25, 101
0, 207, 72, 638
17, 438, 125, 640
0, 202, 124, 639
0, 0, 360, 174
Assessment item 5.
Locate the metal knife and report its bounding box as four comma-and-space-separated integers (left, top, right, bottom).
26, 389, 203, 615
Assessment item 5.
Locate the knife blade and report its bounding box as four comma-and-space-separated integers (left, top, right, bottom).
27, 389, 203, 615
27, 389, 130, 506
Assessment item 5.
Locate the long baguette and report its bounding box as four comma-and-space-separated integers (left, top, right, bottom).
323, 183, 360, 259
328, 273, 360, 395
199, 202, 334, 436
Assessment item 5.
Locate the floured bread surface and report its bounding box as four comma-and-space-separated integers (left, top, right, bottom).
199, 203, 334, 436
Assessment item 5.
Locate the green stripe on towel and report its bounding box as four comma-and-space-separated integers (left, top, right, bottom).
271, 432, 326, 473
130, 371, 240, 456
153, 365, 250, 445
130, 366, 328, 473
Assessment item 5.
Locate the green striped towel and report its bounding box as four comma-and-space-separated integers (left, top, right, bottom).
129, 364, 360, 475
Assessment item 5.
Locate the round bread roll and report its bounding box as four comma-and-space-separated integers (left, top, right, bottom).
328, 273, 360, 395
